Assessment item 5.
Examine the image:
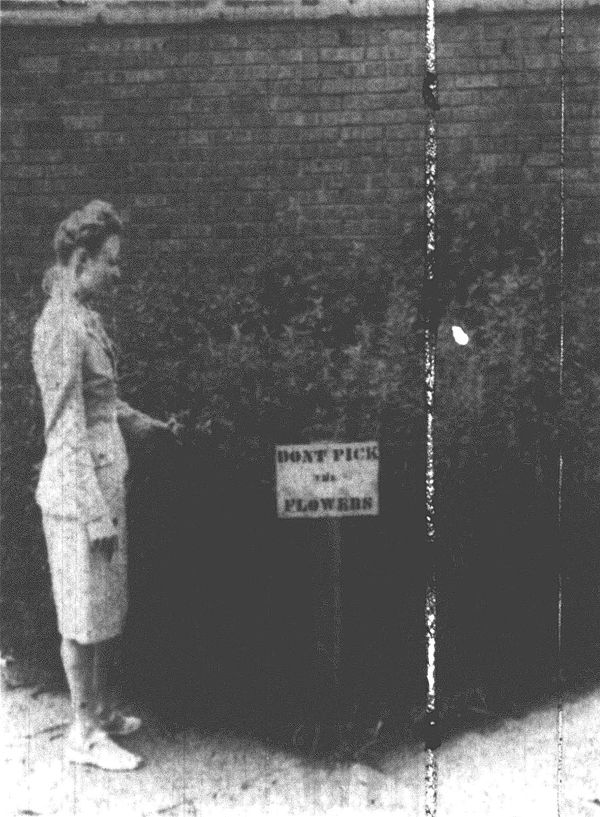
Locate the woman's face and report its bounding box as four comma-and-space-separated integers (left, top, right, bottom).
75, 234, 121, 299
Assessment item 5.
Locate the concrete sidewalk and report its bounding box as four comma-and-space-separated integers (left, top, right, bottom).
2, 681, 599, 816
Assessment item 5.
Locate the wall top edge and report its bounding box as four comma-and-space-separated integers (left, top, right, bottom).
1, 0, 599, 27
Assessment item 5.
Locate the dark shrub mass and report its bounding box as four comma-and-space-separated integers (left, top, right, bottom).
3, 193, 600, 727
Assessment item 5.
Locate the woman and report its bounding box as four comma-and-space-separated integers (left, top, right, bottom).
32, 200, 179, 771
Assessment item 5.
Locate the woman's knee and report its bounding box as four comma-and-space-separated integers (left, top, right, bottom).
60, 637, 94, 670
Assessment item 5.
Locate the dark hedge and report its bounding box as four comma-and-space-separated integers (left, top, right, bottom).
3, 193, 600, 726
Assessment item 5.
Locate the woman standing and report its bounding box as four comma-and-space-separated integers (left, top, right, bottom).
32, 200, 179, 771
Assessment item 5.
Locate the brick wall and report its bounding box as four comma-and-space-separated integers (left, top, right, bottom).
1, 7, 599, 290
2, 3, 600, 687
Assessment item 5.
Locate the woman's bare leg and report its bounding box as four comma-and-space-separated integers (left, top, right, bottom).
93, 637, 119, 721
60, 638, 97, 739
93, 637, 142, 736
61, 637, 142, 768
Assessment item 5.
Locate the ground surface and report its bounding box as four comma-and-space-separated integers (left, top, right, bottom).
2, 679, 600, 817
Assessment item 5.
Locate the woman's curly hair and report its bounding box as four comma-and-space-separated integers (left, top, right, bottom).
43, 200, 123, 293
53, 199, 122, 264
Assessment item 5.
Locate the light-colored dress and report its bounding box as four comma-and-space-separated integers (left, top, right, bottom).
32, 287, 157, 644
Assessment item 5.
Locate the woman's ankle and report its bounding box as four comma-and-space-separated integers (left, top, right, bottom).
69, 710, 100, 743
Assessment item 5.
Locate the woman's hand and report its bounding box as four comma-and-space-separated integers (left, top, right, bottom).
91, 534, 119, 562
165, 415, 185, 443
88, 516, 119, 561
154, 415, 184, 445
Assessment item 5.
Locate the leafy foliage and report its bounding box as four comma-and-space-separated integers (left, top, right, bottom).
3, 193, 600, 713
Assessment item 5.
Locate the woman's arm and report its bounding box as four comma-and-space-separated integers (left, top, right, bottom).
115, 398, 169, 441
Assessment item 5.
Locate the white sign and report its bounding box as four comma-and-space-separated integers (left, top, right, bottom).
276, 441, 379, 518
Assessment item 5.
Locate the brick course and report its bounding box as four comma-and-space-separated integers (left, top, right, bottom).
1, 8, 599, 287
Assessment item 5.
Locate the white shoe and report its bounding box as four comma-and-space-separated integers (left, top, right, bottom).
99, 711, 143, 738
66, 728, 143, 771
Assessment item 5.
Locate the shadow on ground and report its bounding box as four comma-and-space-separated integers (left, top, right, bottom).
109, 443, 600, 766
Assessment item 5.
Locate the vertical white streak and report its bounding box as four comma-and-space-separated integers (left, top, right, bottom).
425, 747, 438, 817
557, 1, 565, 815
424, 1, 438, 816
